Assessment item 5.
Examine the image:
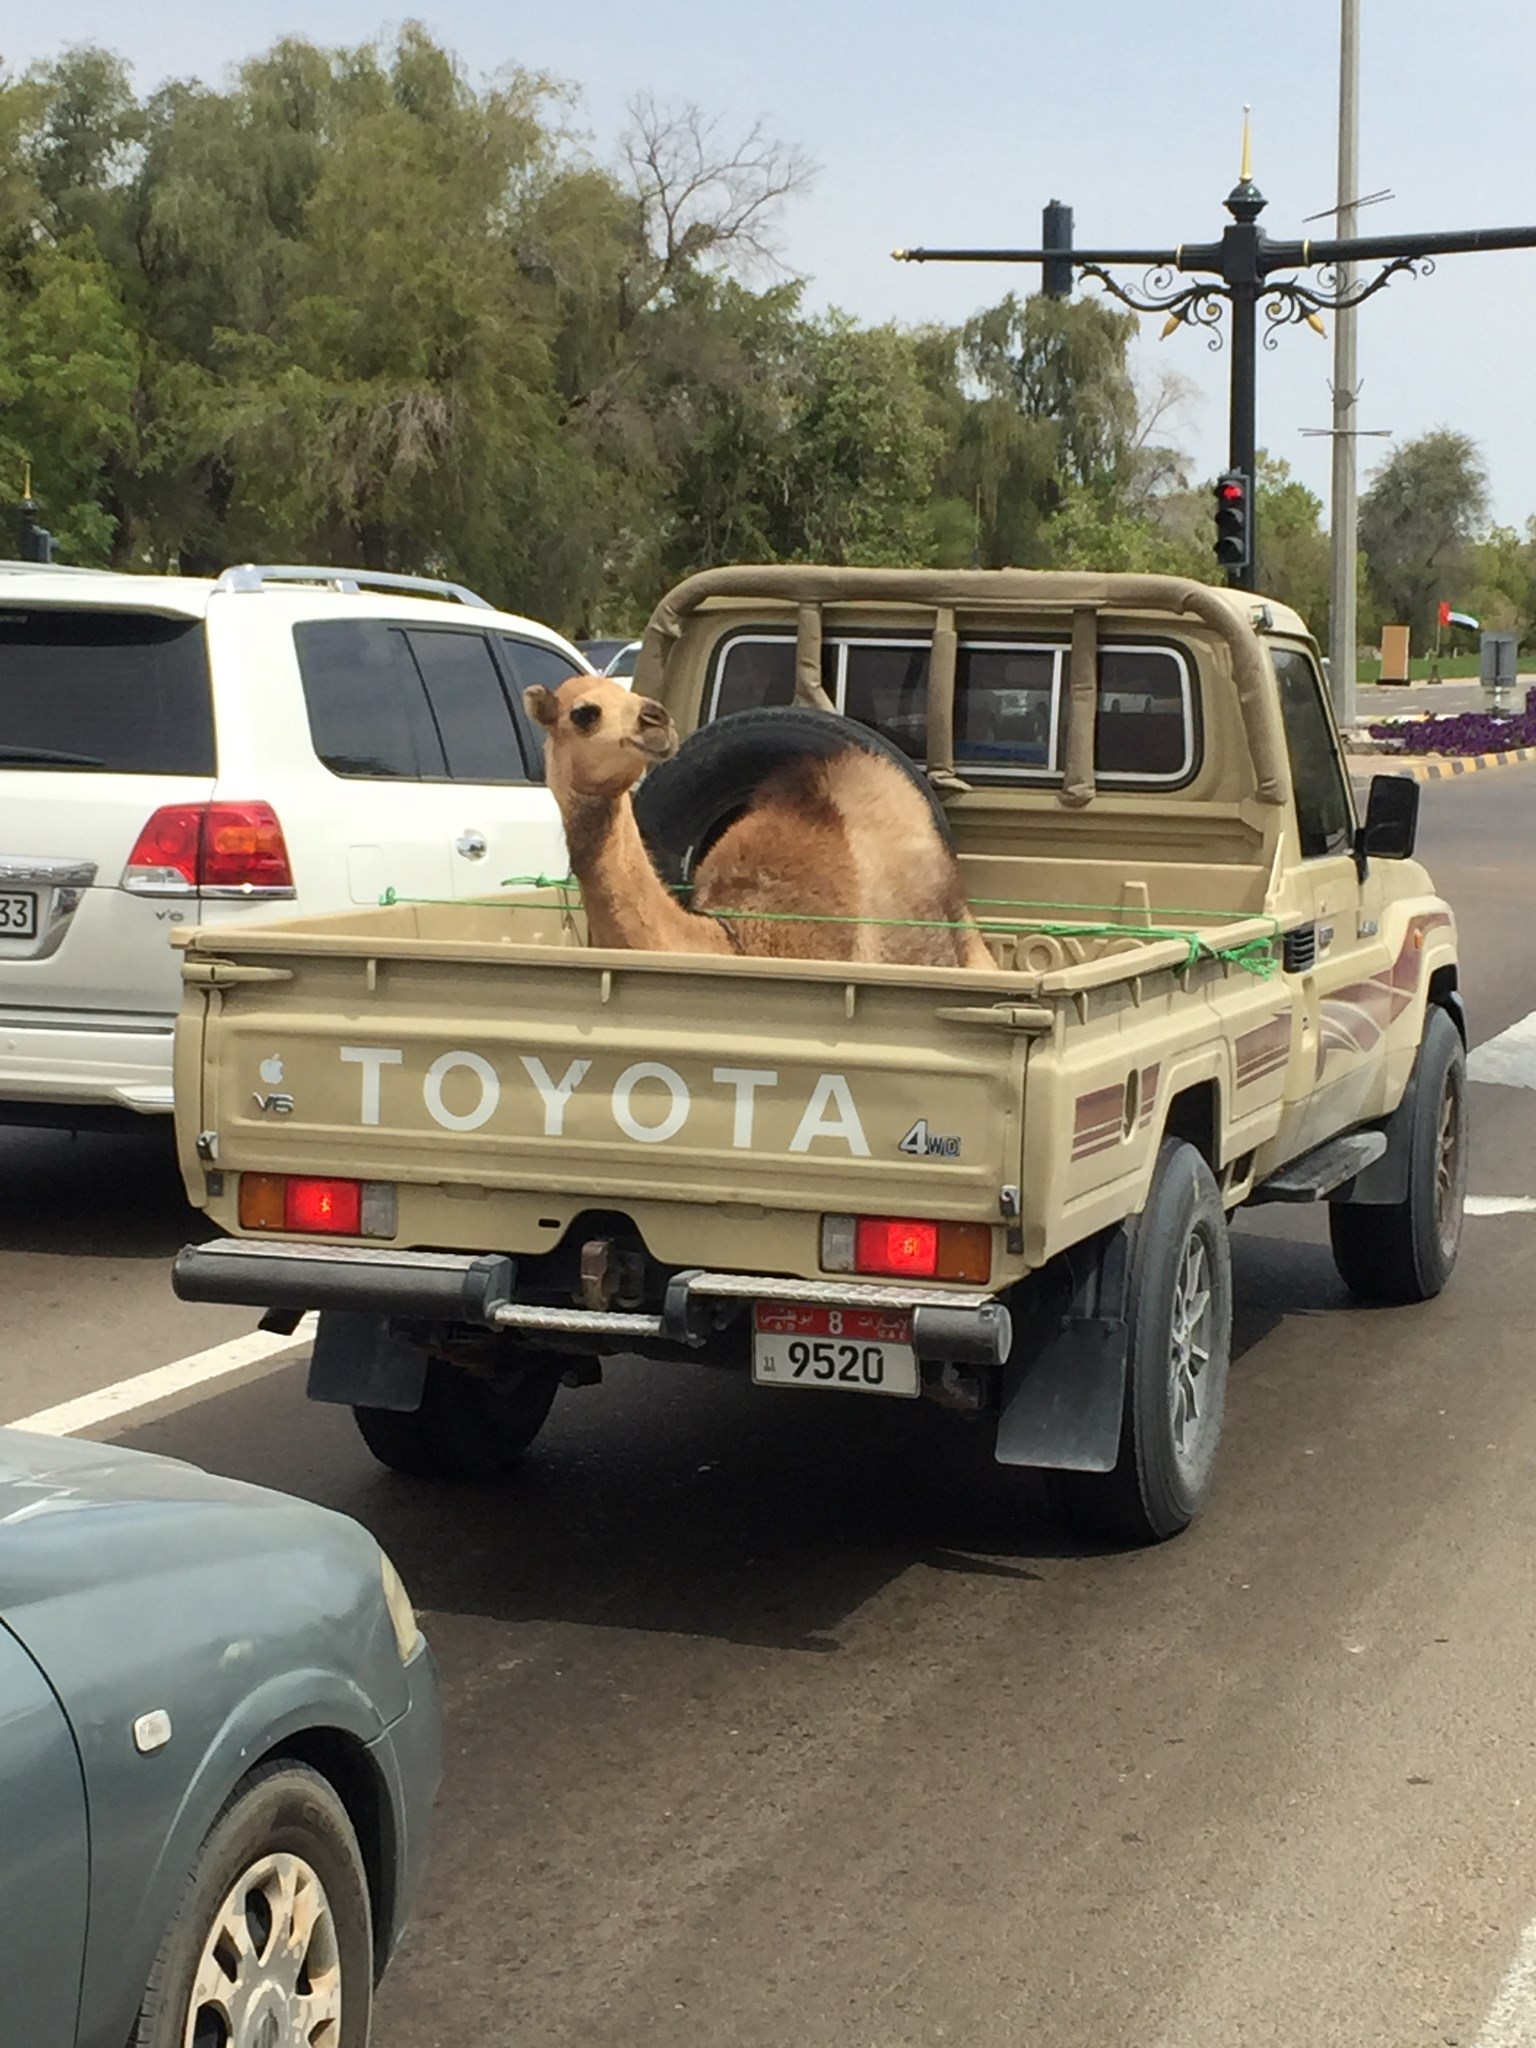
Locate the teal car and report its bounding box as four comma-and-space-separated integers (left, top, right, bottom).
0, 1427, 440, 2047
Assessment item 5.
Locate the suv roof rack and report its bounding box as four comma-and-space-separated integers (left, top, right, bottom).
0, 559, 113, 576
214, 564, 494, 610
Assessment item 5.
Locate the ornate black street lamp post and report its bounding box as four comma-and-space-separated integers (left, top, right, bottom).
895, 127, 1536, 592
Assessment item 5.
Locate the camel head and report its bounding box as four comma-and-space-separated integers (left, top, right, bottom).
525, 676, 678, 799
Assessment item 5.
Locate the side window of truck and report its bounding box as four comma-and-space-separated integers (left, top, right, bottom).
1271, 647, 1353, 859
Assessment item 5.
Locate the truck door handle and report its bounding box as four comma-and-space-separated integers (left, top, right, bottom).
456, 831, 488, 860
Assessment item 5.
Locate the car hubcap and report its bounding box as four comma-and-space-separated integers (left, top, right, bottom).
1435, 1068, 1465, 1258
1168, 1231, 1214, 1477
184, 1852, 341, 2047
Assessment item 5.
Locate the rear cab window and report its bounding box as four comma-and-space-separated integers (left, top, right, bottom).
705, 628, 1195, 786
0, 608, 215, 774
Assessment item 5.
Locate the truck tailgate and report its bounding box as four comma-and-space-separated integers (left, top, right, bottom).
182, 941, 1029, 1223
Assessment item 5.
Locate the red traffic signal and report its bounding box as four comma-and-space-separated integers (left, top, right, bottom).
1214, 469, 1251, 572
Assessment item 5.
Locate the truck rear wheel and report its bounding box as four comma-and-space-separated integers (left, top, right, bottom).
354, 1357, 559, 1479
1329, 1005, 1466, 1304
1047, 1139, 1233, 1545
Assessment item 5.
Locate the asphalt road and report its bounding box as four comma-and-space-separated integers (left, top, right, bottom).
6, 763, 1536, 2048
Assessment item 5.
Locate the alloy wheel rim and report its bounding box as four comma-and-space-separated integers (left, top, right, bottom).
183, 1851, 341, 2048
1434, 1068, 1465, 1257
1168, 1230, 1215, 1478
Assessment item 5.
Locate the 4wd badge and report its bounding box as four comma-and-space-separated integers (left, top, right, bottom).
898, 1119, 961, 1160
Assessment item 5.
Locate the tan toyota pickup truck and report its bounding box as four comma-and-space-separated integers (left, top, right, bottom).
170, 567, 1466, 1544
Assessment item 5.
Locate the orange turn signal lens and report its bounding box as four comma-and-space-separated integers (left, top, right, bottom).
934, 1221, 993, 1285
238, 1172, 287, 1231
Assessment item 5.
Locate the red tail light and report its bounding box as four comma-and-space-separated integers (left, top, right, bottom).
122, 802, 294, 895
238, 1173, 396, 1238
856, 1217, 939, 1277
284, 1176, 362, 1236
823, 1214, 993, 1285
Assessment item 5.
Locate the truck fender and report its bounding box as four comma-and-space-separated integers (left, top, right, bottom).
307, 1312, 429, 1411
994, 1222, 1134, 1473
1332, 996, 1460, 1208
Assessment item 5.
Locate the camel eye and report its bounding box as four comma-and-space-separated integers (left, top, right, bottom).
569, 702, 602, 733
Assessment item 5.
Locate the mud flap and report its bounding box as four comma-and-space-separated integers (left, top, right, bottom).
307, 1312, 428, 1412
993, 1224, 1133, 1473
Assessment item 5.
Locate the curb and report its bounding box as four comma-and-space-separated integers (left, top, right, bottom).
1346, 745, 1536, 782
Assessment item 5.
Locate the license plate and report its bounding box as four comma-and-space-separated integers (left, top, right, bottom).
751, 1302, 919, 1399
0, 892, 37, 939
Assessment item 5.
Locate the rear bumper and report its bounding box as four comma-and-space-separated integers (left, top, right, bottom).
172, 1236, 1013, 1368
0, 1013, 174, 1115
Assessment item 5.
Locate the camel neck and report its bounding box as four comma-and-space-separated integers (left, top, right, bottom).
563, 787, 705, 952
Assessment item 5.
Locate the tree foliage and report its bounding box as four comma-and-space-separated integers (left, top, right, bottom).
0, 24, 1365, 632
1360, 429, 1489, 643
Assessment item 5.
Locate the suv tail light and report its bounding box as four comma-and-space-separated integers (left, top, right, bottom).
122, 802, 295, 897
821, 1214, 992, 1285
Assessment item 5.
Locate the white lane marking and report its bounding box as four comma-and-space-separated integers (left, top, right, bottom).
1475, 1920, 1536, 2047
7, 1316, 317, 1436
1468, 1010, 1536, 1091
1467, 1196, 1536, 1216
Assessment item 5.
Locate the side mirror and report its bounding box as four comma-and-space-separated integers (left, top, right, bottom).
1356, 773, 1419, 865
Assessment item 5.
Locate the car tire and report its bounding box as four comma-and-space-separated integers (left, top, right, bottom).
1047, 1139, 1233, 1546
1329, 1005, 1467, 1304
133, 1760, 373, 2048
354, 1356, 559, 1479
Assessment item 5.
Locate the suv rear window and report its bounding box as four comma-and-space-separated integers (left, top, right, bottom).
0, 608, 215, 775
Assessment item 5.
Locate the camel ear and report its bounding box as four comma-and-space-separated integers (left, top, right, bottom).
524, 685, 558, 729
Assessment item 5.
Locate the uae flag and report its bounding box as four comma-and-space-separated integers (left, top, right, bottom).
1439, 601, 1480, 631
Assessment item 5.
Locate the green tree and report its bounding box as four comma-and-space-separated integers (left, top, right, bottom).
1360, 429, 1488, 644
1254, 453, 1329, 627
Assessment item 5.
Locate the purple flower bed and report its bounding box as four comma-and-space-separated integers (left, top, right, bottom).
1366, 686, 1536, 757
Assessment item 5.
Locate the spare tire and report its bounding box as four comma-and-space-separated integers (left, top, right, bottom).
632, 705, 955, 885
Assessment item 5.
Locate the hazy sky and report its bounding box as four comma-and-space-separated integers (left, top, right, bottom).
9, 1, 1535, 529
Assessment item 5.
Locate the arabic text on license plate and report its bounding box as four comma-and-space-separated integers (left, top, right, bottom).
0, 892, 37, 939
751, 1302, 919, 1399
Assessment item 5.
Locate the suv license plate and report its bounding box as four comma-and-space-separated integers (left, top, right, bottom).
0, 892, 37, 939
751, 1303, 919, 1399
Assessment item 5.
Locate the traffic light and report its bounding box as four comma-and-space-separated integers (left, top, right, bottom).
1213, 469, 1251, 574
1041, 199, 1074, 300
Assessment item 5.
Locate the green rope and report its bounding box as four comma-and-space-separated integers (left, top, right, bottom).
381, 873, 1278, 978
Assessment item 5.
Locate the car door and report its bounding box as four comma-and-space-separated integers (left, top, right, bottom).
1271, 644, 1392, 1152
0, 1620, 89, 2046
402, 627, 570, 895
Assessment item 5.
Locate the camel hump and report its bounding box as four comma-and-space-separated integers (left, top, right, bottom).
632, 706, 954, 885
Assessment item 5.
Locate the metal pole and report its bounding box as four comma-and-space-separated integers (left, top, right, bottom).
1329, 0, 1361, 727
1228, 282, 1258, 591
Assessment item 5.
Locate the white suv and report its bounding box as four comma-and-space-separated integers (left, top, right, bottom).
0, 562, 590, 1128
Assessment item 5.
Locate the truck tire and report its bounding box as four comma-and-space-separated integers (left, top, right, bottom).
1047, 1139, 1233, 1545
1329, 1005, 1467, 1304
354, 1357, 559, 1479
